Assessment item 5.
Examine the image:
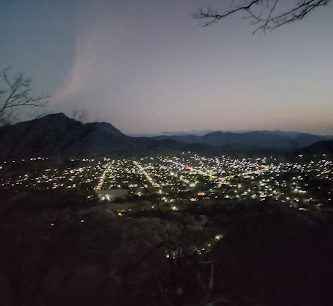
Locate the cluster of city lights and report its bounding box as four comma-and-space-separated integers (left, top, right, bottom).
1, 154, 332, 211
1, 153, 332, 259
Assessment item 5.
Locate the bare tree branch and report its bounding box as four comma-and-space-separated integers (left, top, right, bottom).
193, 0, 330, 33
0, 67, 49, 126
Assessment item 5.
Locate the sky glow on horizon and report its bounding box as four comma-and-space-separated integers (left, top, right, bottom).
1, 0, 332, 135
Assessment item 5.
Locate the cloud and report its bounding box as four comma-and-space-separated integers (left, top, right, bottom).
55, 31, 100, 101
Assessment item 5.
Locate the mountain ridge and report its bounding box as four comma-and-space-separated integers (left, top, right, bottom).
154, 130, 328, 149
0, 113, 331, 159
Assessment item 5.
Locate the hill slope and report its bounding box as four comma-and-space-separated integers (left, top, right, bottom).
303, 140, 333, 156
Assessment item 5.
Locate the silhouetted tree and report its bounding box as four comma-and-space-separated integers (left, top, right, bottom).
71, 109, 88, 123
0, 67, 48, 126
193, 0, 330, 33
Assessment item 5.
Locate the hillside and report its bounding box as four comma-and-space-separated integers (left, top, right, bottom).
303, 140, 333, 156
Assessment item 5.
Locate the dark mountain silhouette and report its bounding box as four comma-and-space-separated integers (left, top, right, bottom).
154, 130, 326, 149
0, 113, 189, 159
302, 140, 333, 156
0, 114, 330, 160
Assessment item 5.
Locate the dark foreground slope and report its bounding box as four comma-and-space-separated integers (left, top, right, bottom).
1, 189, 333, 306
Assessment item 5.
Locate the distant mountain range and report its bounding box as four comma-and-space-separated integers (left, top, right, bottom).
154, 130, 330, 150
0, 113, 331, 160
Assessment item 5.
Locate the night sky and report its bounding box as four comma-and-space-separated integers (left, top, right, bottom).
1, 0, 332, 135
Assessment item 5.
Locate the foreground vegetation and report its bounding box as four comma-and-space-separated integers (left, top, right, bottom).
0, 187, 333, 306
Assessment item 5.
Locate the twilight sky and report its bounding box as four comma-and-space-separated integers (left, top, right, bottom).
1, 0, 332, 135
